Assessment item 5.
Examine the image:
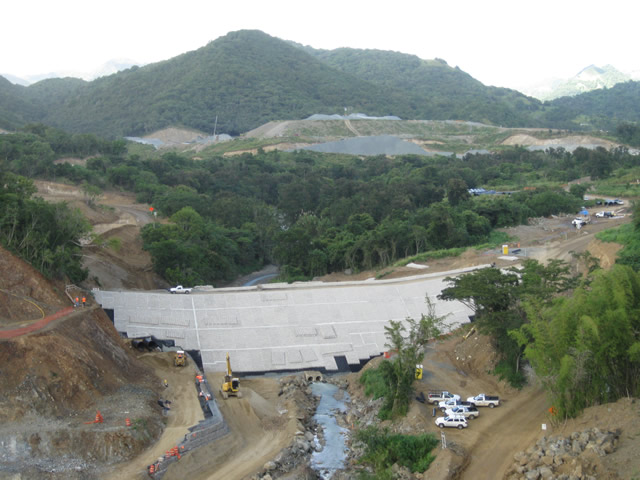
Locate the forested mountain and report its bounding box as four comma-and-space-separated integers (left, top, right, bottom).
0, 77, 42, 128
1, 29, 640, 137
0, 31, 416, 137
301, 46, 541, 126
543, 81, 640, 129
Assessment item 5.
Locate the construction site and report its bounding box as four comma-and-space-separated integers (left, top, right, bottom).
1, 177, 640, 480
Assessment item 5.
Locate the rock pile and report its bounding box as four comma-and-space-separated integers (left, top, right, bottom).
505, 427, 621, 480
251, 373, 323, 479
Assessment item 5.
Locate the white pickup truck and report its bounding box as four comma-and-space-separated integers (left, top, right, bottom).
169, 285, 192, 294
428, 390, 461, 405
445, 405, 479, 419
466, 393, 500, 408
438, 398, 472, 412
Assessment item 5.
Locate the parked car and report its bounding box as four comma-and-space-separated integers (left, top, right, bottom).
595, 211, 614, 218
445, 405, 479, 419
466, 393, 500, 408
438, 398, 472, 411
428, 390, 461, 405
169, 285, 192, 294
435, 414, 468, 429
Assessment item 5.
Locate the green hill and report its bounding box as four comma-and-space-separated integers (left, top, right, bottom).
0, 77, 42, 129
1, 29, 640, 137
10, 30, 418, 137
302, 46, 541, 126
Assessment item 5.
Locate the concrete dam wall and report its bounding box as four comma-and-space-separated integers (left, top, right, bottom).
93, 266, 482, 374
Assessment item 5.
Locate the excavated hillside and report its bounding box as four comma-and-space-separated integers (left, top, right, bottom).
0, 246, 165, 479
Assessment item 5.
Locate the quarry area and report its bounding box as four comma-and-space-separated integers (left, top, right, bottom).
1, 125, 639, 479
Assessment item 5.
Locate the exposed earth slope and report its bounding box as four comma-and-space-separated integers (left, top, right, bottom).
0, 246, 166, 479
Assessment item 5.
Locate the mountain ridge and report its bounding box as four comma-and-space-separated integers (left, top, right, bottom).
1, 30, 640, 137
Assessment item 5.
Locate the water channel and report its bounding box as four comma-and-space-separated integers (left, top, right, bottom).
310, 382, 350, 479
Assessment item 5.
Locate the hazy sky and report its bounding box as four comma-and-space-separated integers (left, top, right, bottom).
3, 0, 637, 89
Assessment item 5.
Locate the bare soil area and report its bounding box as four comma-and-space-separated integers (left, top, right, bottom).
502, 134, 619, 149
33, 180, 165, 290
5, 179, 636, 480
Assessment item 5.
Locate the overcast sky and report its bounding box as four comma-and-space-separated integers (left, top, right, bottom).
2, 0, 637, 90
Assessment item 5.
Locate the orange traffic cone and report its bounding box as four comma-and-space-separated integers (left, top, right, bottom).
84, 410, 103, 424
125, 418, 132, 427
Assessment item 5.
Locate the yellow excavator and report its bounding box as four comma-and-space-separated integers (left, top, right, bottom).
220, 352, 242, 399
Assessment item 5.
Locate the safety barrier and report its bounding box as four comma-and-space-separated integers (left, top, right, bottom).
147, 365, 228, 478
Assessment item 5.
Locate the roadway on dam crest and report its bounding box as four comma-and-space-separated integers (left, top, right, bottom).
92, 265, 486, 374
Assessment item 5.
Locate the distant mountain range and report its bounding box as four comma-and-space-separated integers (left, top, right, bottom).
1, 30, 640, 138
521, 64, 639, 101
1, 59, 140, 86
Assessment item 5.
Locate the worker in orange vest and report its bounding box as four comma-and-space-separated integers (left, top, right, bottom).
75, 297, 79, 307
82, 296, 86, 307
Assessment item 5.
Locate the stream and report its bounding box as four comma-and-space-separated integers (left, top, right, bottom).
310, 382, 350, 479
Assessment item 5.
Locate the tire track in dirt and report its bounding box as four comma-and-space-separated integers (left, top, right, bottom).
102, 355, 204, 480
459, 387, 549, 480
344, 119, 360, 136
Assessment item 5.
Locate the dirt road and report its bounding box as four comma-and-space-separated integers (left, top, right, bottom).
102, 353, 204, 480
162, 374, 298, 480
459, 387, 548, 480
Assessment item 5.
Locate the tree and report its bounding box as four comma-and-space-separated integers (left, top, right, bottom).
378, 297, 447, 418
517, 265, 640, 418
439, 267, 520, 315
446, 178, 470, 206
568, 183, 589, 200
81, 181, 102, 206
439, 260, 575, 385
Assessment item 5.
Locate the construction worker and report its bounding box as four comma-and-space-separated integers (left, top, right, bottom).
163, 379, 168, 388
82, 296, 86, 307
75, 297, 79, 307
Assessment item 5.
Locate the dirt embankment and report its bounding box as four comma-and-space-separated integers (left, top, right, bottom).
0, 245, 68, 324
33, 180, 165, 291
0, 247, 166, 479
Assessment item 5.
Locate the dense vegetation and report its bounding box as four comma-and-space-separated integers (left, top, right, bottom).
518, 265, 640, 418
305, 47, 541, 126
4, 125, 640, 286
3, 30, 640, 137
355, 426, 439, 478
543, 81, 640, 131
0, 171, 89, 282
438, 257, 640, 419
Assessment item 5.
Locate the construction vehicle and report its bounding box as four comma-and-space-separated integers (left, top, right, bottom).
174, 350, 186, 367
220, 352, 242, 399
